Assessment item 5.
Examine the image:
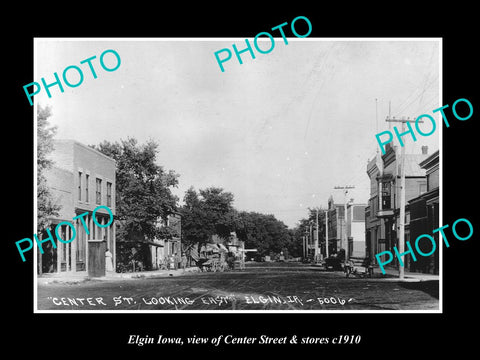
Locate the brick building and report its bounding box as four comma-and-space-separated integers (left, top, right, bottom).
407, 150, 440, 274
315, 197, 366, 260
347, 203, 367, 258
39, 139, 116, 274
365, 144, 429, 270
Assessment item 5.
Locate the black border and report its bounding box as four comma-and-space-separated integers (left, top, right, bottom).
7, 5, 479, 355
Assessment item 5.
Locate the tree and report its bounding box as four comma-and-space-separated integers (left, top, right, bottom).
291, 206, 327, 260
181, 187, 210, 249
37, 105, 60, 232
236, 211, 292, 258
199, 187, 236, 239
92, 138, 179, 270
285, 228, 303, 258
180, 186, 236, 252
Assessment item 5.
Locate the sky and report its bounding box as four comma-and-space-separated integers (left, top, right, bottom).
34, 38, 440, 228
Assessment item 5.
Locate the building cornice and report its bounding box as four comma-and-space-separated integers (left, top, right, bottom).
419, 150, 439, 170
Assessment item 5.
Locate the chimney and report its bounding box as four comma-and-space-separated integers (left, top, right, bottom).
421, 146, 428, 155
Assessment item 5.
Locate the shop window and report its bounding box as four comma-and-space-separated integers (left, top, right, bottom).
96, 178, 102, 205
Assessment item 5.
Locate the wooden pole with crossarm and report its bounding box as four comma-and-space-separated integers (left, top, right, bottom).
334, 185, 355, 262
385, 116, 423, 279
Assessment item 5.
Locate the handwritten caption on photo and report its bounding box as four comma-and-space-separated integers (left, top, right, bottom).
127, 334, 361, 346
46, 294, 355, 308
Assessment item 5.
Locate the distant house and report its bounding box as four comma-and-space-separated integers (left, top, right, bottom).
150, 212, 182, 269
40, 139, 116, 274
211, 232, 245, 268
211, 232, 244, 253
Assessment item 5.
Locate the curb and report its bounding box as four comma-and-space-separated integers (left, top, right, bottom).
37, 267, 201, 284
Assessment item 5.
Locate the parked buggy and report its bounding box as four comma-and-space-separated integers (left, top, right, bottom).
200, 257, 228, 272
324, 249, 345, 271
344, 256, 374, 278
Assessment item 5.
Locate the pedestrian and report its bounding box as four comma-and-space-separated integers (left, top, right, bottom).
177, 253, 182, 269
181, 252, 187, 270
226, 252, 234, 270
105, 248, 114, 272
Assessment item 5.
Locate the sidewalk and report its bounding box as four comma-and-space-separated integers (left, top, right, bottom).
37, 266, 201, 285
311, 262, 439, 282
379, 266, 439, 282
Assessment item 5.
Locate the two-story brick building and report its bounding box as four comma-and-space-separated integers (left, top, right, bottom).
407, 150, 440, 274
39, 139, 116, 274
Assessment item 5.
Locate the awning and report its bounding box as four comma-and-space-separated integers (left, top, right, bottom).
144, 241, 164, 247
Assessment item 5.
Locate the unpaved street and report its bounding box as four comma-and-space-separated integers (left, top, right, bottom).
37, 262, 439, 311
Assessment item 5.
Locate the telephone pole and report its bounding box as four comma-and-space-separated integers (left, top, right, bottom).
302, 235, 306, 260
315, 209, 319, 261
325, 209, 329, 258
334, 185, 355, 261
385, 116, 423, 279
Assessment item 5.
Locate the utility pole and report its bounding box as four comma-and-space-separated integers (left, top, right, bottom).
385, 116, 423, 279
334, 185, 355, 261
302, 235, 306, 260
309, 221, 313, 262
315, 209, 319, 262
325, 209, 329, 258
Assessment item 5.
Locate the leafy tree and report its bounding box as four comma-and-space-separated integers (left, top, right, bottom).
199, 187, 236, 239
37, 105, 60, 232
285, 228, 303, 258
236, 211, 292, 258
180, 186, 236, 252
181, 187, 209, 249
291, 206, 328, 259
92, 138, 179, 270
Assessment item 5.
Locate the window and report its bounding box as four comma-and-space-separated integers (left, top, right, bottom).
420, 183, 427, 195
381, 181, 391, 209
107, 182, 112, 207
96, 178, 102, 205
85, 174, 89, 202
353, 205, 365, 221
78, 172, 82, 201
